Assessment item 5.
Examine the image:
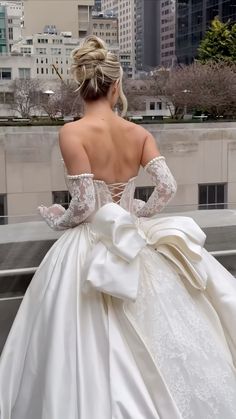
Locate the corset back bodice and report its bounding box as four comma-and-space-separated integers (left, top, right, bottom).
93, 177, 137, 212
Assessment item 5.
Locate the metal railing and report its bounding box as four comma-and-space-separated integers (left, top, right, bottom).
0, 250, 236, 278
0, 250, 235, 301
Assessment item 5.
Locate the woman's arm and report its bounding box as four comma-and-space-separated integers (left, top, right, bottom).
133, 132, 177, 217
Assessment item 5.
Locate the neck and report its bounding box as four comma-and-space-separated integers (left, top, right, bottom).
84, 98, 114, 118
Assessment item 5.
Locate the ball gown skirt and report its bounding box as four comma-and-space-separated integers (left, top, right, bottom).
0, 203, 236, 419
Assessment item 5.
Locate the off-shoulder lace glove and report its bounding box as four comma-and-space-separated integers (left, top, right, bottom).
135, 156, 177, 217
38, 174, 95, 230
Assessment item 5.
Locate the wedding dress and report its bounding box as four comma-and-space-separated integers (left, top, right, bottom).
0, 156, 236, 419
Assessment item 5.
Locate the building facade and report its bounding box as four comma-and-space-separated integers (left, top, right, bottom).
176, 0, 236, 64
92, 15, 118, 45
11, 33, 80, 80
160, 0, 176, 67
23, 0, 95, 39
135, 0, 160, 72
0, 123, 236, 222
93, 0, 102, 12
0, 5, 8, 52
0, 1, 22, 51
101, 0, 118, 16
101, 0, 135, 77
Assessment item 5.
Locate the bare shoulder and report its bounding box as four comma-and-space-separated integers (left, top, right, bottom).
59, 120, 87, 144
121, 120, 161, 166
58, 121, 91, 175
121, 118, 158, 147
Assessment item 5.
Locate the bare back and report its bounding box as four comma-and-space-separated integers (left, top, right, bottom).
59, 111, 160, 183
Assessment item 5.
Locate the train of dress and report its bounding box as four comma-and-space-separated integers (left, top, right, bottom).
0, 203, 236, 419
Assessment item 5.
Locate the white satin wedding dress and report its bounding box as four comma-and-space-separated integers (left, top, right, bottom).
0, 157, 236, 419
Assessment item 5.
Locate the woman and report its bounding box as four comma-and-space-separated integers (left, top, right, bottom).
0, 36, 236, 419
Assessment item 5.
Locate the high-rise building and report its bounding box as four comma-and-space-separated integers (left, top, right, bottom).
160, 0, 176, 68
23, 0, 95, 38
0, 1, 23, 51
0, 5, 8, 52
101, 0, 118, 16
176, 0, 236, 64
93, 0, 102, 12
102, 0, 135, 77
92, 15, 118, 45
135, 0, 160, 72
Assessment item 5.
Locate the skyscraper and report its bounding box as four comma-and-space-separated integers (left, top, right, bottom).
93, 0, 102, 13
23, 0, 95, 38
136, 0, 160, 71
0, 5, 8, 52
176, 0, 236, 64
102, 0, 135, 77
101, 0, 118, 16
160, 0, 176, 68
0, 1, 23, 51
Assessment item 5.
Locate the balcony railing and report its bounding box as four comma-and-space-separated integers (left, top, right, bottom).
0, 248, 235, 279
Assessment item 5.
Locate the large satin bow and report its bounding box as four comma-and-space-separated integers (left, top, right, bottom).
82, 203, 208, 301
82, 203, 146, 301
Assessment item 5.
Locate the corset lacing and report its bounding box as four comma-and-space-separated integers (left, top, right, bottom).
107, 182, 128, 204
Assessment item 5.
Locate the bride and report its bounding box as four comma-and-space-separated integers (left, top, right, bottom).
0, 36, 236, 419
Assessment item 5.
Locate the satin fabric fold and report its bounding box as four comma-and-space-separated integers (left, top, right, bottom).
82, 203, 208, 299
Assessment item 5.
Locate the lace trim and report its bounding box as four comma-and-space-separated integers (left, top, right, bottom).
144, 156, 165, 171
66, 173, 94, 179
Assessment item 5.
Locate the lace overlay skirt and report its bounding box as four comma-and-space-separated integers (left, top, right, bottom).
126, 247, 236, 419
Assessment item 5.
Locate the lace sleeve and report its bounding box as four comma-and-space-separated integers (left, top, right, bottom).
135, 156, 177, 217
38, 174, 95, 230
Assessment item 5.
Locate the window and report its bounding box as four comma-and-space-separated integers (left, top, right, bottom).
36, 48, 46, 55
51, 48, 62, 55
8, 27, 13, 40
150, 102, 155, 110
18, 68, 31, 79
21, 47, 32, 54
66, 48, 73, 56
0, 68, 12, 80
0, 194, 7, 225
198, 183, 227, 210
52, 191, 71, 209
135, 187, 154, 202
38, 38, 48, 44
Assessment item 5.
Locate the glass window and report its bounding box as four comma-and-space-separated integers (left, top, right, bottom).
52, 191, 71, 209
0, 194, 7, 225
36, 48, 46, 55
150, 102, 155, 110
135, 187, 154, 202
8, 27, 13, 40
0, 68, 12, 80
18, 68, 31, 79
198, 183, 227, 210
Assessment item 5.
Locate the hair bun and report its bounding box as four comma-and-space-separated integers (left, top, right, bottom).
72, 35, 108, 66
70, 35, 128, 116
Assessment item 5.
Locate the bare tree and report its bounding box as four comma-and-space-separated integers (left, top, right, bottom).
10, 79, 41, 118
123, 79, 154, 112
163, 62, 236, 119
41, 81, 83, 120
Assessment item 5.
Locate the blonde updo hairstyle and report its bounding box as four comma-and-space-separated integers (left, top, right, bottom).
71, 36, 127, 116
